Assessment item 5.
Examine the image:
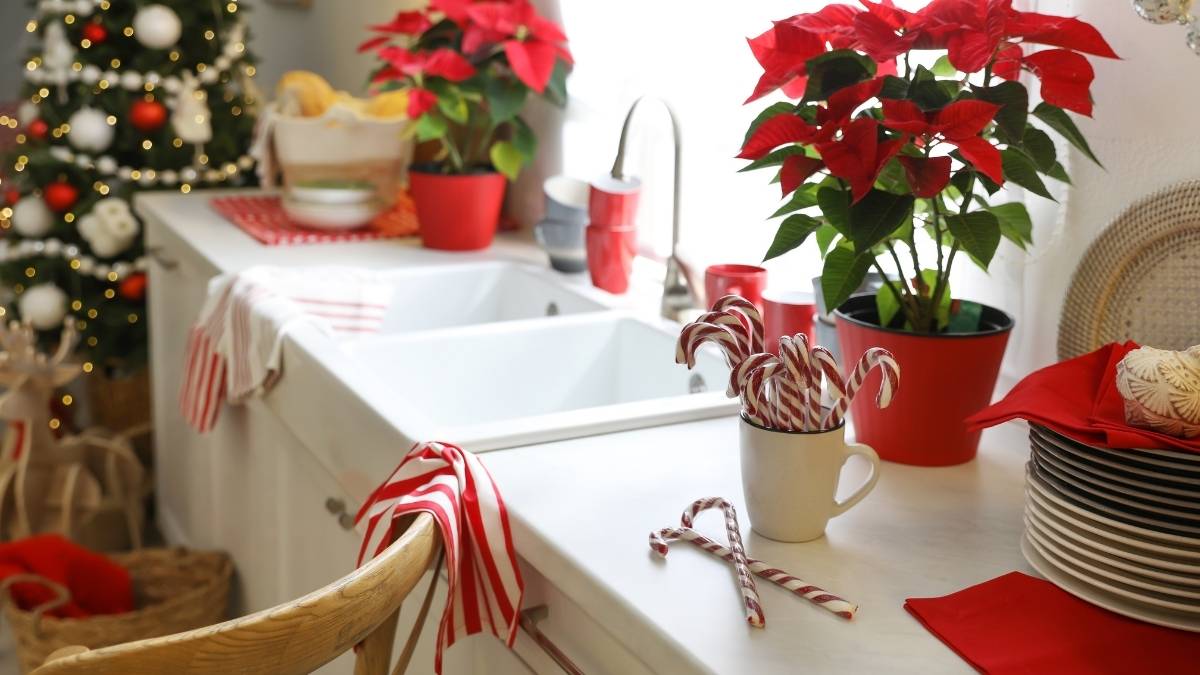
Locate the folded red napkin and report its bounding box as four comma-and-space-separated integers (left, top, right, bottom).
906, 572, 1200, 674
965, 342, 1200, 454
0, 534, 133, 618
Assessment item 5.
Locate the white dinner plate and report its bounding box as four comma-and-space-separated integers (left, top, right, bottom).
1026, 491, 1200, 571
1025, 512, 1200, 588
1030, 457, 1200, 536
1030, 428, 1200, 499
1024, 531, 1200, 612
1032, 425, 1200, 480
1026, 465, 1200, 549
1032, 441, 1200, 515
1022, 534, 1200, 631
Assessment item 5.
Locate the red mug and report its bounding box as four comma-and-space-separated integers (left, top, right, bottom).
704, 264, 767, 309
763, 289, 816, 355
588, 176, 642, 227
586, 225, 637, 294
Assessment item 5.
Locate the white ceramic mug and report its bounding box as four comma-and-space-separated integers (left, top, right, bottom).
739, 416, 880, 542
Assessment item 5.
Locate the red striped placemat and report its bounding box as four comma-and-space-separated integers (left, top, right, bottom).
211, 194, 420, 246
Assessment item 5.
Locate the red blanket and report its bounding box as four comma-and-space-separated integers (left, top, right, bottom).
0, 535, 133, 618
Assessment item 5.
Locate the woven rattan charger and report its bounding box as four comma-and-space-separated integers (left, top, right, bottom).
1058, 180, 1200, 360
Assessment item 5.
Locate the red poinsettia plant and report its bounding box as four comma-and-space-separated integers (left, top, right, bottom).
740, 0, 1116, 333
363, 0, 571, 179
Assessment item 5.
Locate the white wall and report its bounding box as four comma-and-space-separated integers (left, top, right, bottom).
0, 3, 32, 101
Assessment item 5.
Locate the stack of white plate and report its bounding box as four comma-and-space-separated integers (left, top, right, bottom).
1023, 423, 1200, 631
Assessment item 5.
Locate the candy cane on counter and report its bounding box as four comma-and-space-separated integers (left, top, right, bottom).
649, 527, 857, 620
823, 348, 900, 430
679, 497, 764, 628
712, 295, 764, 355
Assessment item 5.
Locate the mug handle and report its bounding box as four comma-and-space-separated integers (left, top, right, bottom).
831, 442, 880, 517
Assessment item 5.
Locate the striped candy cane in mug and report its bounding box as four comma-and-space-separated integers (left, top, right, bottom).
676, 322, 745, 369
649, 526, 857, 620
779, 335, 815, 431
680, 497, 765, 628
696, 310, 754, 359
809, 346, 846, 429
712, 295, 764, 355
823, 348, 900, 430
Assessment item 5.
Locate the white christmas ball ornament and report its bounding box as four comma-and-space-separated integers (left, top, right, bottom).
133, 5, 183, 50
19, 283, 68, 330
11, 197, 55, 237
96, 156, 118, 174
16, 101, 38, 126
120, 71, 143, 91
67, 107, 115, 153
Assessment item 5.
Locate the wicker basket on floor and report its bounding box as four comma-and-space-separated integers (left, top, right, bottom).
2, 548, 232, 674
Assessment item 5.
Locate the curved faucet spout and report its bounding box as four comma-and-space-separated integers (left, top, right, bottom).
609, 96, 697, 321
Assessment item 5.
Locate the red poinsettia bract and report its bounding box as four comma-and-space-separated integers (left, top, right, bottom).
464, 1, 573, 93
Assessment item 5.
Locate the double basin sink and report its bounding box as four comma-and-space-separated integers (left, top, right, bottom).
285, 261, 736, 453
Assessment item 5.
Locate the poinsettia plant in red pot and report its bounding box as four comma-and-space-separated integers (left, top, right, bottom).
739, 0, 1116, 465
364, 0, 571, 251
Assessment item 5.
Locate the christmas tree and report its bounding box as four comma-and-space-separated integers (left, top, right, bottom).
0, 0, 258, 371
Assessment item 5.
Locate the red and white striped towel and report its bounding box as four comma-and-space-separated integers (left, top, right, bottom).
356, 441, 524, 675
180, 267, 394, 433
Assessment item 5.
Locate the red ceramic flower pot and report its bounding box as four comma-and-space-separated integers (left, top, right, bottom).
410, 170, 507, 251
834, 295, 1013, 466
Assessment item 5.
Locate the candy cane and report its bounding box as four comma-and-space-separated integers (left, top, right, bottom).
696, 310, 753, 359
676, 322, 743, 369
823, 348, 900, 430
729, 352, 775, 398
650, 527, 857, 620
779, 336, 814, 431
755, 359, 805, 432
745, 361, 783, 430
712, 295, 764, 355
809, 346, 846, 429
679, 497, 764, 628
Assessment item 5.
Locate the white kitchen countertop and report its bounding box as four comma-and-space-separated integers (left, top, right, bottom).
137, 190, 1036, 674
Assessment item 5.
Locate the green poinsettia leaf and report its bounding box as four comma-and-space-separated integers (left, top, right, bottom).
946, 211, 1001, 269
985, 202, 1034, 249
414, 113, 448, 142
743, 101, 797, 146
770, 182, 820, 218
1001, 149, 1055, 200
973, 81, 1029, 145
876, 284, 903, 329
1033, 102, 1102, 168
1021, 125, 1056, 173
803, 50, 876, 102
820, 244, 874, 312
763, 213, 821, 262
485, 77, 528, 123
489, 141, 524, 181
817, 186, 851, 235
738, 146, 809, 173
815, 221, 840, 256
847, 189, 914, 253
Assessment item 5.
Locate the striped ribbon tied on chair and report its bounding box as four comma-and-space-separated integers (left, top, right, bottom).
356, 441, 524, 675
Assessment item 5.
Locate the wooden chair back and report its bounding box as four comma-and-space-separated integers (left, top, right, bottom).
31, 513, 440, 675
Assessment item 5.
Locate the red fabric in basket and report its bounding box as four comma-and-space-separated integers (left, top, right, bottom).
906, 572, 1200, 674
0, 535, 132, 618
966, 342, 1200, 454
211, 194, 418, 246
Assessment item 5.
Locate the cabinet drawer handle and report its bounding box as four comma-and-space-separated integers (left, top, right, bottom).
519, 606, 586, 675
337, 513, 356, 531
325, 497, 345, 515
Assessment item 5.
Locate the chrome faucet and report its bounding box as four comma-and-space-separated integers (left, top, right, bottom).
609, 97, 698, 322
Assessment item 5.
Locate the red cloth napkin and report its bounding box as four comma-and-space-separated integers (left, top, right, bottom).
965, 342, 1200, 454
906, 572, 1200, 674
0, 535, 133, 618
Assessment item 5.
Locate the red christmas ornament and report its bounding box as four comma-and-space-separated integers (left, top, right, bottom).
81, 22, 108, 45
129, 100, 167, 133
27, 119, 49, 140
43, 182, 79, 212
4, 189, 20, 206
119, 273, 147, 301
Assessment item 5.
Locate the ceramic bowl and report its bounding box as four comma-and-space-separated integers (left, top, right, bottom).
282, 197, 383, 231
289, 183, 377, 206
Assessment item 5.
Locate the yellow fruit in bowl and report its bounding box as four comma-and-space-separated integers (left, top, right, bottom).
366, 90, 410, 120
276, 71, 337, 117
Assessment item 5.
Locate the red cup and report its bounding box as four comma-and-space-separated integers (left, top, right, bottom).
704, 264, 767, 309
588, 176, 642, 227
586, 225, 637, 294
763, 289, 816, 354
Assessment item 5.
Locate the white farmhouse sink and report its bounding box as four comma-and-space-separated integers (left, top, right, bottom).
375, 261, 605, 332
335, 313, 736, 452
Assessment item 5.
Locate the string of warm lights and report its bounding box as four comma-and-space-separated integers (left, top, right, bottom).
45, 145, 255, 187
24, 37, 249, 90
0, 238, 147, 282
